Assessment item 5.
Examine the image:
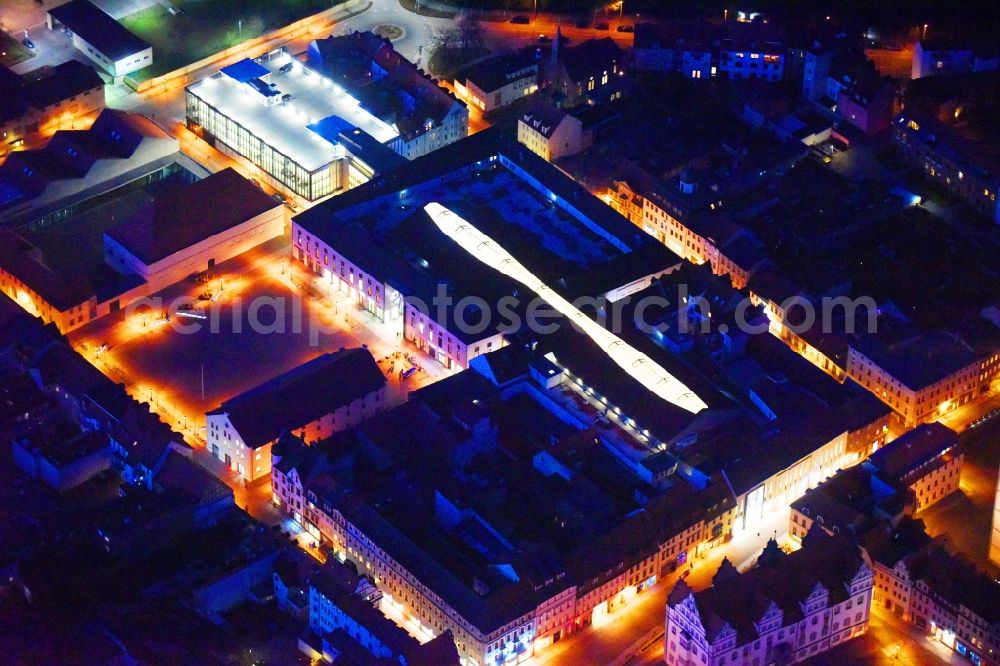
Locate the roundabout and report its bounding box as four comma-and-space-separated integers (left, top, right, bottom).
372, 23, 406, 41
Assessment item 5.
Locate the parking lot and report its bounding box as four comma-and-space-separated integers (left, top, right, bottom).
9, 21, 88, 75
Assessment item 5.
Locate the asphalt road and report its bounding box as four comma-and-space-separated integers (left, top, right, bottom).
333, 0, 453, 67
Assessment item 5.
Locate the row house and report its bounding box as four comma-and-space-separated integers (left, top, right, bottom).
846, 331, 1000, 427
273, 440, 739, 665
633, 21, 784, 82
893, 112, 1000, 224
866, 423, 961, 513
864, 531, 1000, 666
666, 531, 874, 666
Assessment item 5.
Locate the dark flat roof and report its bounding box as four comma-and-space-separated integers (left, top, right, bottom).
48, 0, 150, 61
106, 168, 279, 265
853, 331, 979, 390
867, 423, 957, 480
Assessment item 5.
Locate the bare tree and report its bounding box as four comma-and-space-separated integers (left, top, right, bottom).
455, 16, 484, 51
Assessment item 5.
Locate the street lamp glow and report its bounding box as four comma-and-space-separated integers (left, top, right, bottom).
425, 203, 708, 414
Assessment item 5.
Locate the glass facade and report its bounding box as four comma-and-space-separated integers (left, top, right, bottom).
185, 89, 341, 201
21, 161, 192, 231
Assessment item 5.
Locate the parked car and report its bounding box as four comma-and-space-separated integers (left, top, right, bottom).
537, 34, 552, 43
278, 62, 294, 74
616, 24, 634, 33
270, 192, 285, 205
510, 15, 530, 24
22, 38, 35, 49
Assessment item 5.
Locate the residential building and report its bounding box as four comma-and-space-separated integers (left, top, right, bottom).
187, 520, 281, 621
632, 22, 713, 79
309, 565, 424, 663
863, 533, 1000, 666
454, 52, 539, 113
789, 465, 911, 547
802, 46, 833, 101
46, 0, 152, 79
866, 423, 961, 512
912, 39, 1000, 79
308, 31, 469, 160
271, 347, 737, 665
846, 331, 1000, 427
893, 103, 1000, 224
550, 38, 625, 105
0, 60, 105, 155
0, 228, 100, 334
109, 402, 188, 489
836, 73, 895, 135
12, 426, 112, 491
104, 167, 283, 291
155, 449, 235, 528
632, 21, 784, 82
206, 348, 386, 482
665, 531, 874, 665
517, 100, 616, 162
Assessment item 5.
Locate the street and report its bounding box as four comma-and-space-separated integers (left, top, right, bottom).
8, 2, 995, 665
68, 235, 454, 523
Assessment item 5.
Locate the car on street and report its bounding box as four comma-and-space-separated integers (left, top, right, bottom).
537, 34, 552, 43
616, 24, 634, 33
510, 15, 530, 24
22, 38, 35, 49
